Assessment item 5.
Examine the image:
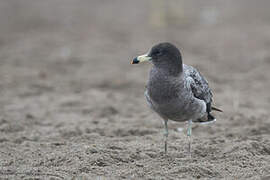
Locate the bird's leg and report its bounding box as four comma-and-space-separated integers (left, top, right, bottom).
163, 119, 169, 154
187, 119, 192, 157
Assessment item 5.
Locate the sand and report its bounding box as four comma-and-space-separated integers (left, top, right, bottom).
0, 0, 269, 179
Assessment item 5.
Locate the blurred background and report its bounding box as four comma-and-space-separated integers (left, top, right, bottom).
0, 0, 270, 107
0, 0, 270, 179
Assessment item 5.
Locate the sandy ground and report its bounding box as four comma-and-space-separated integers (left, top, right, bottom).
0, 0, 270, 179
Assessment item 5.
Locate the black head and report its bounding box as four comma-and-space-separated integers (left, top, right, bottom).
148, 43, 183, 74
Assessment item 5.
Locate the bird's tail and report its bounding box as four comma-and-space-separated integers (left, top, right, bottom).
194, 113, 216, 124
194, 106, 222, 124
212, 106, 223, 112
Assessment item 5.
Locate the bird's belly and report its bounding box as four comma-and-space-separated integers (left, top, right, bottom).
149, 96, 205, 122
157, 103, 193, 122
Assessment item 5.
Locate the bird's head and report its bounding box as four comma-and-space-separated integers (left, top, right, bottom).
131, 42, 183, 75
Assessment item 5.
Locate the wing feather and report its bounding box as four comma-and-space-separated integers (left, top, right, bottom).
183, 64, 213, 112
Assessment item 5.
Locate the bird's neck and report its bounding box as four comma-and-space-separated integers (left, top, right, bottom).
152, 64, 183, 77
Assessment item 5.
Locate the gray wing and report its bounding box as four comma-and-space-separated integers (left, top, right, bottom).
183, 64, 213, 112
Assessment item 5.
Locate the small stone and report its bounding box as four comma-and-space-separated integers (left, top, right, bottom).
89, 148, 98, 154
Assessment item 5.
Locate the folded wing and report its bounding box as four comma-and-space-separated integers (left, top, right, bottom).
183, 64, 213, 115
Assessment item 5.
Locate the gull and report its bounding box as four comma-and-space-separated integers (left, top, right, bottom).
131, 42, 222, 155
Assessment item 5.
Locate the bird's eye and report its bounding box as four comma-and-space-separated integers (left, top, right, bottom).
154, 51, 162, 56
